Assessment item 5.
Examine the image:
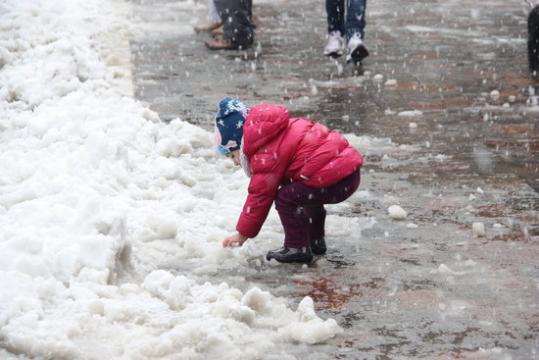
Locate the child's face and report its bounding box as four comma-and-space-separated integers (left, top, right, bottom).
227, 150, 241, 166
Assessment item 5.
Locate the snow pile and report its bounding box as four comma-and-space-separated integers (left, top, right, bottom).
1, 269, 339, 359
0, 0, 343, 358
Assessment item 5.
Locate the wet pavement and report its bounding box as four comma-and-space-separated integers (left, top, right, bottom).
128, 0, 538, 358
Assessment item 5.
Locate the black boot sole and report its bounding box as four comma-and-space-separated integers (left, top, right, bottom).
311, 247, 327, 256
325, 51, 343, 59
347, 45, 369, 65
266, 253, 313, 263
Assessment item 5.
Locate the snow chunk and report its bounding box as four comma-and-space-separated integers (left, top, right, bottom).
432, 264, 467, 276
278, 297, 343, 344
472, 222, 486, 237
398, 110, 423, 117
142, 270, 192, 310
241, 287, 274, 315
388, 205, 408, 220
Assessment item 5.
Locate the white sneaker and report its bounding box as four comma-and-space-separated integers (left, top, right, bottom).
324, 31, 344, 58
346, 34, 369, 65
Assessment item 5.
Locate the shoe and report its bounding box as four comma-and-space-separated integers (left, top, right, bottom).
310, 238, 327, 255
324, 31, 344, 58
211, 25, 224, 37
346, 34, 369, 65
193, 21, 222, 34
266, 246, 313, 263
205, 38, 238, 50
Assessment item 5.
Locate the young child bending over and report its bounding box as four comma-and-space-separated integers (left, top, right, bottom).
215, 97, 363, 263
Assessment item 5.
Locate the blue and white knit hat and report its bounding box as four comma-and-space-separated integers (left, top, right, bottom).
214, 97, 250, 155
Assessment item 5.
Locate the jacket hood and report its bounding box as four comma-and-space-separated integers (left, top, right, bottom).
242, 104, 289, 157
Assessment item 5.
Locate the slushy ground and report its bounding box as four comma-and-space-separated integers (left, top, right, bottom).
129, 0, 538, 358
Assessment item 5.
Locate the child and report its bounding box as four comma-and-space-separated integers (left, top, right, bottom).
215, 97, 363, 263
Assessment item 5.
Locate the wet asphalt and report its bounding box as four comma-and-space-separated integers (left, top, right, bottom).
128, 0, 538, 358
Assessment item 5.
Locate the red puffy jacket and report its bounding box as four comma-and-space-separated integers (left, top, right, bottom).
236, 104, 363, 238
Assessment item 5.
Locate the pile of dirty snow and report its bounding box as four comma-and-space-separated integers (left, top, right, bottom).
0, 0, 344, 358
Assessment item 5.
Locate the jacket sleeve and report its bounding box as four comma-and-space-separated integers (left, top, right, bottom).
235, 155, 284, 238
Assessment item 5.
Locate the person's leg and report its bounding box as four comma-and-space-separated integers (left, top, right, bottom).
308, 205, 326, 241
345, 0, 366, 40
208, 0, 221, 23
268, 184, 312, 263
274, 169, 360, 249
324, 0, 346, 57
193, 0, 222, 33
211, 0, 254, 49
275, 186, 311, 249
529, 5, 539, 73
268, 170, 360, 262
306, 205, 327, 254
326, 0, 345, 36
344, 0, 369, 64
246, 0, 253, 22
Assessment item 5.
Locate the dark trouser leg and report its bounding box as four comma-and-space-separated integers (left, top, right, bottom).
246, 0, 252, 21
275, 193, 310, 249
326, 0, 345, 36
529, 6, 539, 72
214, 0, 254, 48
307, 205, 326, 241
275, 169, 361, 248
345, 0, 367, 40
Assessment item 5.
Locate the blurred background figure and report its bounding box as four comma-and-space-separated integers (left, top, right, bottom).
324, 0, 369, 64
527, 1, 539, 76
193, 0, 222, 34
205, 0, 254, 50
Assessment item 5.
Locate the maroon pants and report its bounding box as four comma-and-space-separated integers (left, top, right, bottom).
275, 169, 361, 248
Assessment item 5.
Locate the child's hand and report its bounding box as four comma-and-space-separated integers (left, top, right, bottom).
222, 233, 248, 247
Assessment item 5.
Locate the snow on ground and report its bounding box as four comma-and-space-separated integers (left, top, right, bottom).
0, 0, 351, 358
